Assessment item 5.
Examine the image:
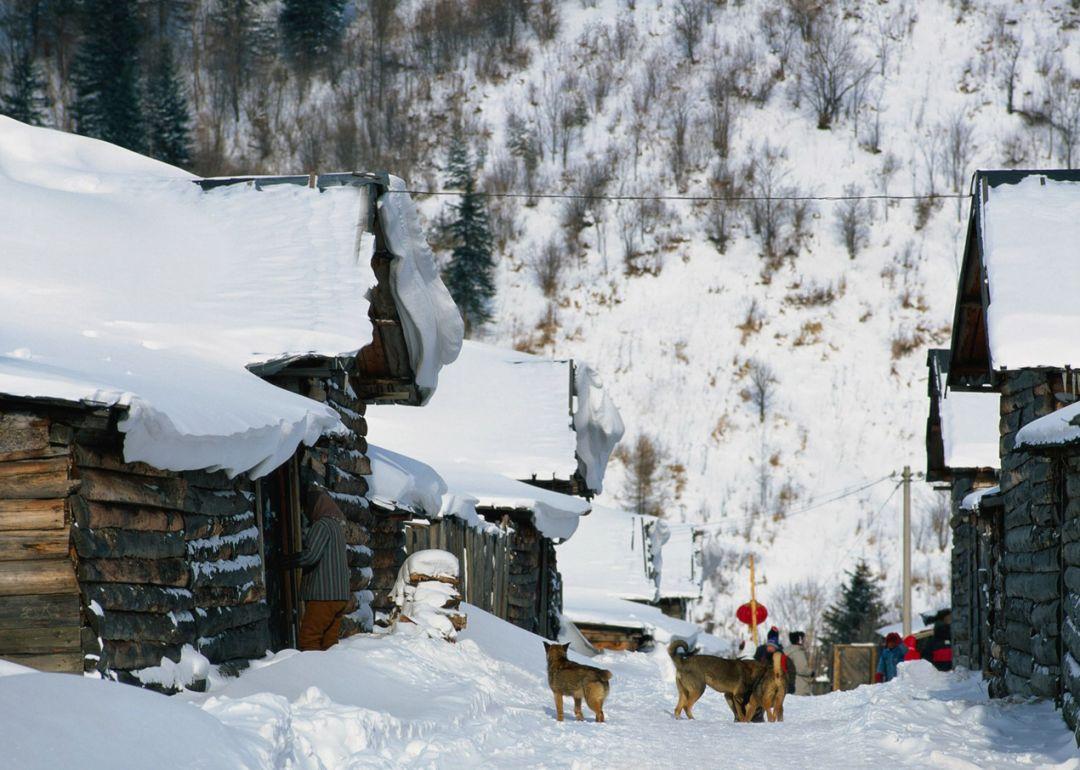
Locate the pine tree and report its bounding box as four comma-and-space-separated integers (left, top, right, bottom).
71, 0, 145, 151
821, 561, 888, 645
144, 43, 191, 167
2, 49, 48, 125
442, 134, 495, 335
279, 0, 345, 71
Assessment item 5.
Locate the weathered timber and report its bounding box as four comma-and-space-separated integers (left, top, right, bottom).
343, 520, 369, 546
186, 530, 259, 562
0, 456, 76, 499
192, 582, 265, 608
71, 497, 182, 533
1031, 600, 1060, 629
101, 639, 180, 671
349, 568, 373, 592
197, 621, 270, 662
73, 526, 185, 560
0, 559, 77, 596
82, 583, 194, 613
1032, 633, 1059, 666
346, 547, 372, 569
0, 593, 79, 629
0, 499, 65, 531
1003, 525, 1059, 554
74, 444, 237, 491
0, 413, 50, 458
98, 610, 194, 644
1066, 566, 1080, 594
0, 529, 69, 561
0, 624, 82, 652
6, 651, 82, 673
329, 471, 367, 497
1001, 547, 1060, 573
77, 558, 189, 587
77, 467, 250, 515
194, 602, 270, 639
182, 511, 256, 541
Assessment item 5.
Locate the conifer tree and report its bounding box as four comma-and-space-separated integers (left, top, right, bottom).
2, 48, 48, 125
821, 561, 888, 645
71, 0, 145, 151
279, 0, 345, 71
144, 43, 191, 167
442, 133, 495, 335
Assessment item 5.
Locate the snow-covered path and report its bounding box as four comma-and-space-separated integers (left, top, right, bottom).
2, 607, 1077, 769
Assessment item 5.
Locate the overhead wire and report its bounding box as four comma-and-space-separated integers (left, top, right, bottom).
394, 188, 969, 203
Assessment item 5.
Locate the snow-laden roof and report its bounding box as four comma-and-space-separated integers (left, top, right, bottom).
556, 505, 660, 602
940, 390, 999, 469
0, 118, 459, 478
366, 340, 622, 493
959, 485, 1000, 512
1015, 402, 1080, 451
657, 522, 703, 600
366, 443, 589, 540
981, 175, 1080, 370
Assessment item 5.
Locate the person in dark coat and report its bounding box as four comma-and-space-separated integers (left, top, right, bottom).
921, 621, 953, 671
281, 488, 351, 651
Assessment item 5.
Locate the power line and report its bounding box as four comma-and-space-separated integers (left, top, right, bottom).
394, 188, 969, 203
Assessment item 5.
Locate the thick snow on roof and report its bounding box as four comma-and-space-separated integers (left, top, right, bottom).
1015, 402, 1080, 450
0, 118, 458, 478
656, 522, 702, 600
556, 505, 660, 602
981, 175, 1080, 369
366, 443, 589, 540
367, 340, 622, 492
940, 390, 999, 470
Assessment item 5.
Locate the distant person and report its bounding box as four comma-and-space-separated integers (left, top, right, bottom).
787, 631, 813, 696
281, 488, 350, 651
922, 621, 953, 671
902, 635, 921, 662
875, 632, 908, 683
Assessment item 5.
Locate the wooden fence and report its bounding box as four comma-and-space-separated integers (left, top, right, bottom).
832, 643, 878, 691
404, 517, 510, 620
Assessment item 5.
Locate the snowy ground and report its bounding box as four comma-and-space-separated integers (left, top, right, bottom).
2, 608, 1076, 769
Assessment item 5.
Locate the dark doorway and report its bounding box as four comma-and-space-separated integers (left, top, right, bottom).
258, 458, 302, 650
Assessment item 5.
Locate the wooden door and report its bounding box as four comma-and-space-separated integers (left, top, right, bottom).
258, 459, 302, 650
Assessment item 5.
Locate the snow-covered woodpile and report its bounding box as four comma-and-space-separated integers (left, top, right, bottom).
391, 550, 466, 641
944, 170, 1080, 740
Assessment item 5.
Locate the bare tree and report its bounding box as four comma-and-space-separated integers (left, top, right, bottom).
835, 184, 871, 259
669, 93, 691, 189
944, 110, 975, 218
672, 0, 707, 63
1000, 33, 1022, 115
879, 152, 900, 222
615, 434, 673, 518
531, 238, 566, 299
745, 143, 802, 265
799, 15, 875, 130
1049, 69, 1080, 169
705, 160, 742, 254
745, 360, 778, 423
771, 578, 829, 668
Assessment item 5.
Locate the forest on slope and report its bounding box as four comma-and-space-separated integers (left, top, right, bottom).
5, 0, 1079, 638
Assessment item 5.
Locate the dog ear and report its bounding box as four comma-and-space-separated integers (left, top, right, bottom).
561, 643, 570, 652
543, 642, 550, 650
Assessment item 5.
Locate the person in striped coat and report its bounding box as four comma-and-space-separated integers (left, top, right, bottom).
283, 488, 351, 651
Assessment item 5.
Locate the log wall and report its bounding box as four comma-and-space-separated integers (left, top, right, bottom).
997, 370, 1060, 701
950, 475, 978, 671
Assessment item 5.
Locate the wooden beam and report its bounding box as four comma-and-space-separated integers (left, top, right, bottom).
0, 594, 79, 629
0, 414, 50, 460
0, 559, 77, 596
4, 651, 82, 673
0, 530, 69, 562
0, 499, 66, 531
0, 625, 80, 653
0, 457, 76, 500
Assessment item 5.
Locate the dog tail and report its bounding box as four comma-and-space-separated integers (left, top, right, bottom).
772, 651, 784, 681
668, 639, 692, 664
599, 669, 613, 682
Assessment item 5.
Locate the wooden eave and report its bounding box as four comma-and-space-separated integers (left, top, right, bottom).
925, 349, 949, 482
946, 199, 993, 392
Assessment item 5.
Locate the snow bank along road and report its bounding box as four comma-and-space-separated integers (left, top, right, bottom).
1, 607, 1076, 769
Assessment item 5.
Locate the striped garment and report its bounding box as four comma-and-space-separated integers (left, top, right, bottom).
297, 517, 350, 601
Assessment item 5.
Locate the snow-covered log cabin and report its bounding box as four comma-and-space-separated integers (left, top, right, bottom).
946, 169, 1080, 739
365, 341, 624, 638
0, 118, 463, 689
925, 348, 999, 673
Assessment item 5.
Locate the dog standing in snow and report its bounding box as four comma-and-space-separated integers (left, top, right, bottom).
743, 651, 787, 722
543, 642, 612, 722
668, 639, 771, 721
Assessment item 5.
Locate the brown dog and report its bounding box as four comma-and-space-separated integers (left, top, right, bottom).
543, 641, 612, 722
743, 651, 787, 722
668, 639, 770, 720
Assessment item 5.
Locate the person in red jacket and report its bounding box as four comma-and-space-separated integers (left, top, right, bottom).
903, 635, 921, 662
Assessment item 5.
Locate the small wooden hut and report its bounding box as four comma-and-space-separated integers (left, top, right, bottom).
945, 169, 1080, 739
0, 123, 462, 689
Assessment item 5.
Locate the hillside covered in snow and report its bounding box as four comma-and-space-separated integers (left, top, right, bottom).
8, 0, 1079, 634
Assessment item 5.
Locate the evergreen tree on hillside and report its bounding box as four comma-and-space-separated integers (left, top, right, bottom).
2, 48, 49, 125
279, 0, 345, 71
821, 561, 888, 645
71, 0, 144, 151
144, 42, 191, 167
442, 133, 495, 335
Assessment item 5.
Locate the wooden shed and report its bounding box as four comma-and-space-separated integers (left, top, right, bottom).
0, 122, 462, 689
925, 348, 999, 672
945, 169, 1080, 739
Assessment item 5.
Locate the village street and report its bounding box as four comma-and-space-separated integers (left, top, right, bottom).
2, 606, 1076, 770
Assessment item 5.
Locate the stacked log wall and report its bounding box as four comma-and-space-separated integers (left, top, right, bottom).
1061, 455, 1080, 737
997, 370, 1059, 700
297, 377, 375, 638
979, 503, 1007, 696
950, 474, 977, 671
504, 518, 561, 640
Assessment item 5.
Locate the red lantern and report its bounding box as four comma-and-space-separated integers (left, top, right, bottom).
736, 602, 768, 625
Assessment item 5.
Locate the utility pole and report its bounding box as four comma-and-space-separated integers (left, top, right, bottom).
902, 465, 912, 638
749, 554, 760, 646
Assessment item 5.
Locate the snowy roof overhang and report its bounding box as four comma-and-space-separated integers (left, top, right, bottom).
948, 170, 1080, 392
366, 341, 623, 496
959, 485, 1001, 513
925, 349, 999, 482
556, 505, 660, 602
0, 118, 461, 478
1015, 402, 1080, 453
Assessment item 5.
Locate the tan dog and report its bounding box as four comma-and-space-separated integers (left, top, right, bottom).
743, 651, 787, 722
543, 641, 612, 722
668, 639, 770, 720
